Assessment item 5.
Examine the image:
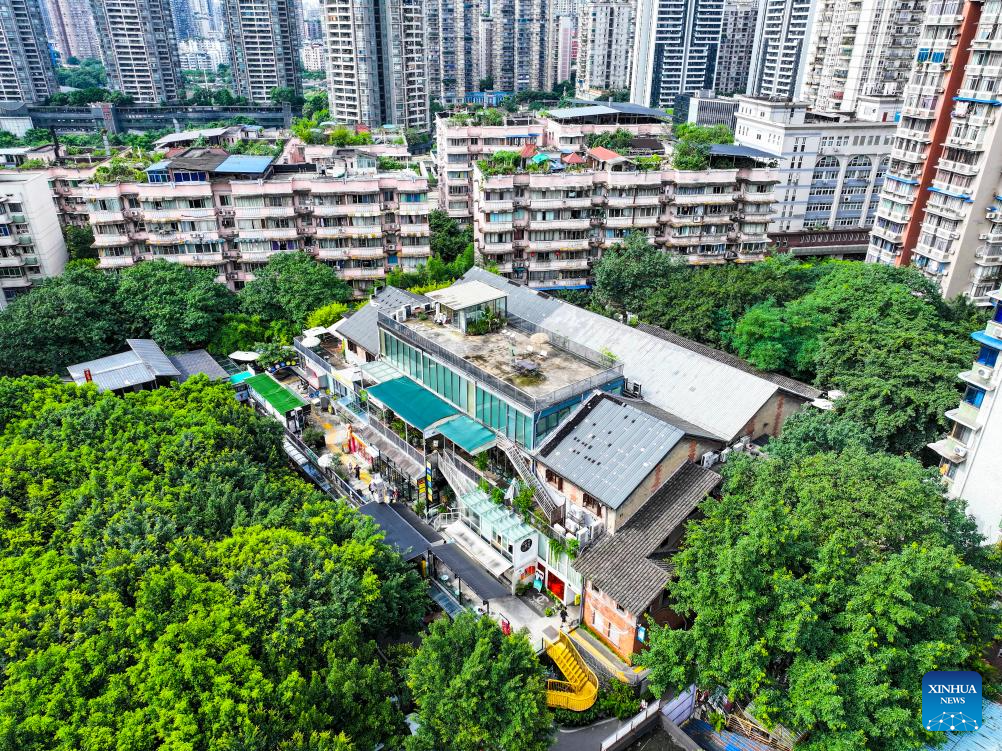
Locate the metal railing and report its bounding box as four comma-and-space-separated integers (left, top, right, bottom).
439, 451, 478, 496
365, 410, 427, 467
283, 428, 368, 507
294, 337, 334, 374
378, 312, 624, 413
600, 701, 665, 751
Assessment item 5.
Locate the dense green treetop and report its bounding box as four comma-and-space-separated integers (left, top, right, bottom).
592, 236, 982, 455
237, 251, 353, 328
62, 225, 97, 261
0, 377, 426, 750
406, 612, 552, 751
115, 260, 237, 352
639, 438, 998, 751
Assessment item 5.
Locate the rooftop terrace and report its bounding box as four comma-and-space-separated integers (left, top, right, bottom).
379, 310, 624, 412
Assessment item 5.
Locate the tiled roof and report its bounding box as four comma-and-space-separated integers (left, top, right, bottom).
588, 146, 625, 162
572, 462, 721, 615
635, 324, 822, 400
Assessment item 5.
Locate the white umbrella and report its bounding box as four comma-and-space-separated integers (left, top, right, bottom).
317, 453, 334, 468
303, 327, 328, 337
229, 350, 261, 362
301, 335, 322, 347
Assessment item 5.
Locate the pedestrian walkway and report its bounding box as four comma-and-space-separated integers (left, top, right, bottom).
545, 628, 599, 711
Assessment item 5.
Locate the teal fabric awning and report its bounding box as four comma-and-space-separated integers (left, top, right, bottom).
366, 376, 458, 431
437, 415, 497, 454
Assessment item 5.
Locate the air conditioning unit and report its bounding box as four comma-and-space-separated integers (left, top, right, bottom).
953, 445, 968, 458
701, 451, 720, 468
976, 365, 993, 379
576, 527, 591, 545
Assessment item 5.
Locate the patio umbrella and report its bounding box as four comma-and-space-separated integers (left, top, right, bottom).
229, 350, 261, 362
301, 335, 322, 347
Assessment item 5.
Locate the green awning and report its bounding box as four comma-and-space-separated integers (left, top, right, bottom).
437, 415, 496, 454
366, 376, 458, 431
245, 373, 308, 414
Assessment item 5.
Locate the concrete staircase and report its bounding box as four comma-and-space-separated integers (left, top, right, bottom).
544, 628, 599, 711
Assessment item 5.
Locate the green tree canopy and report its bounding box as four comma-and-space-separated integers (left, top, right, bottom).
429, 209, 473, 263
270, 86, 305, 107
639, 446, 997, 751
306, 302, 350, 329
62, 225, 96, 261
0, 377, 427, 750
238, 251, 353, 329
115, 260, 237, 352
406, 613, 552, 751
0, 263, 125, 375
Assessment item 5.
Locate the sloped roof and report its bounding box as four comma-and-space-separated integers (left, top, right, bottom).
572, 462, 721, 614
460, 268, 780, 441
588, 146, 625, 163
636, 324, 822, 400
168, 349, 230, 382
562, 152, 586, 165
67, 339, 180, 392
519, 143, 538, 159
337, 287, 430, 355
536, 393, 685, 510
215, 155, 274, 175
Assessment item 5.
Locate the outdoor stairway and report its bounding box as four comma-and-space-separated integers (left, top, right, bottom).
496, 434, 562, 523
438, 450, 478, 496
544, 628, 599, 711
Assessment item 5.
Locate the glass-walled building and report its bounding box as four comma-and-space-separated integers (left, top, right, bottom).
376, 280, 625, 449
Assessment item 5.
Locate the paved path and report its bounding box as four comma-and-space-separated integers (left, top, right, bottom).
551, 716, 626, 751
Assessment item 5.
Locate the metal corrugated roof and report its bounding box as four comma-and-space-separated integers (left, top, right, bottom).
126, 339, 180, 377
338, 287, 430, 355
436, 415, 497, 454
537, 394, 684, 510
366, 376, 458, 430
461, 269, 779, 441
167, 349, 230, 382
923, 701, 1002, 750
214, 155, 274, 174
67, 340, 179, 392
546, 105, 619, 119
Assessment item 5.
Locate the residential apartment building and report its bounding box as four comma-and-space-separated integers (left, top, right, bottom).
0, 172, 67, 308
178, 39, 230, 72
425, 0, 480, 105
91, 0, 185, 103
481, 0, 554, 93
674, 90, 740, 129
576, 0, 635, 100
802, 0, 925, 114
867, 0, 1002, 303
80, 147, 431, 297
0, 0, 58, 103
748, 0, 816, 101
929, 289, 1002, 544
223, 0, 303, 104
472, 143, 778, 291
435, 103, 671, 222
715, 0, 758, 95
41, 0, 102, 62
321, 0, 429, 129
551, 10, 577, 85
734, 95, 898, 256
631, 0, 724, 109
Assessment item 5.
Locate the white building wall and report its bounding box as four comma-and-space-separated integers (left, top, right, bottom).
0, 172, 67, 309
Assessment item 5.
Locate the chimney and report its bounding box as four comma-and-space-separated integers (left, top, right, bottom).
83, 368, 92, 382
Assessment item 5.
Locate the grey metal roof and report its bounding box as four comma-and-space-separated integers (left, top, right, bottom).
359, 501, 434, 562
564, 100, 672, 120
432, 542, 510, 600
546, 105, 620, 120
573, 462, 721, 615
461, 268, 779, 441
708, 143, 778, 160
338, 286, 430, 355
168, 349, 230, 382
126, 339, 180, 377
635, 324, 822, 400
537, 394, 684, 510
67, 339, 180, 392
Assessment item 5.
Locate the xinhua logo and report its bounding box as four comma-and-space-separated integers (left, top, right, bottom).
922, 671, 982, 732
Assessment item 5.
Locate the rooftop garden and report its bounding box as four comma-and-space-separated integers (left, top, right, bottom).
447, 107, 506, 127
91, 151, 163, 184
586, 128, 636, 152
671, 123, 734, 171
476, 150, 519, 177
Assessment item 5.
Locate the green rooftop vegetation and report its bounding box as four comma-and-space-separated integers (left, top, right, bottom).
671, 123, 734, 171
447, 107, 506, 127
476, 150, 519, 177
586, 128, 635, 152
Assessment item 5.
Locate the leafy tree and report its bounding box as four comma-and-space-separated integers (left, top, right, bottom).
239, 251, 352, 328
429, 209, 472, 263
115, 261, 237, 352
377, 156, 405, 171
479, 75, 494, 90
62, 225, 96, 260
209, 312, 271, 355
639, 447, 998, 751
673, 122, 734, 145
303, 90, 329, 120
671, 140, 711, 170
55, 58, 106, 89
586, 128, 635, 152
270, 86, 305, 108
306, 302, 349, 329
0, 377, 427, 750
0, 264, 125, 375
406, 613, 552, 751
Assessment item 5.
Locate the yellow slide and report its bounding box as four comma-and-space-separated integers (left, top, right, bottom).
544, 630, 599, 711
